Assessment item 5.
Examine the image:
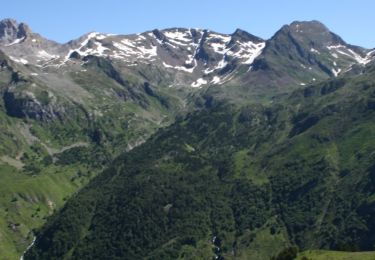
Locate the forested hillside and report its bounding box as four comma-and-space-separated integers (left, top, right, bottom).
27, 63, 375, 259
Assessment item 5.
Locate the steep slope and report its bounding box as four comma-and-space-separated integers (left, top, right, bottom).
0, 24, 185, 259
26, 61, 375, 259
205, 21, 374, 102
0, 18, 62, 65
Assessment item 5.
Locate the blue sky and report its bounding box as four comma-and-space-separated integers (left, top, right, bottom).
1, 0, 374, 48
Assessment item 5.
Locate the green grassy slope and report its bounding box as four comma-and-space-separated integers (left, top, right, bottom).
297, 250, 375, 260
0, 89, 181, 259
0, 164, 95, 260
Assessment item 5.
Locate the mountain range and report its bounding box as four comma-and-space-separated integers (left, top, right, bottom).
0, 18, 374, 259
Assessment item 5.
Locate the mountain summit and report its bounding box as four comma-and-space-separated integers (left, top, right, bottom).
285, 20, 344, 45
0, 18, 32, 44
240, 20, 374, 95
0, 19, 373, 99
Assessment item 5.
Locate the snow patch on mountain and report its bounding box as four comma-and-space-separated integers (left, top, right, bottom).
204, 58, 228, 74
112, 41, 135, 55
136, 34, 146, 41
211, 76, 221, 84
167, 38, 190, 46
5, 36, 25, 46
327, 44, 371, 65
9, 56, 28, 64
191, 78, 207, 87
363, 49, 375, 64
93, 42, 109, 55
209, 42, 228, 54
60, 32, 108, 64
331, 53, 338, 59
331, 67, 342, 77
207, 34, 231, 43
111, 38, 157, 60
164, 30, 191, 42
74, 42, 109, 57
80, 32, 102, 47
186, 54, 194, 64
243, 42, 266, 64
227, 41, 266, 64
162, 61, 196, 73
38, 50, 59, 60
95, 34, 107, 40
206, 35, 266, 67
138, 45, 157, 57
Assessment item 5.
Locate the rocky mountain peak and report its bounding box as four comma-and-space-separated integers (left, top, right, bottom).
0, 18, 373, 91
17, 22, 32, 37
152, 29, 167, 42
290, 20, 329, 32
231, 28, 263, 43
0, 18, 18, 29
0, 18, 32, 44
275, 20, 345, 47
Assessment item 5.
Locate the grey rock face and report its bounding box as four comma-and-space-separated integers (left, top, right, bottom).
0, 18, 32, 44
0, 19, 374, 120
